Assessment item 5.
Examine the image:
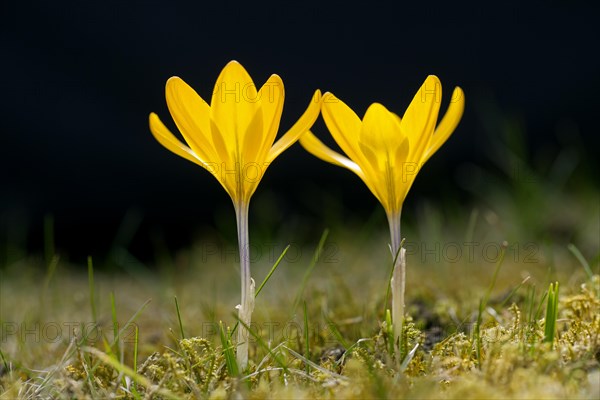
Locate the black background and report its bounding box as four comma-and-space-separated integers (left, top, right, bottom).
2, 1, 598, 262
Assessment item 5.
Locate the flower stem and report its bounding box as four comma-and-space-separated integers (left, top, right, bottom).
387, 211, 405, 350
234, 201, 254, 370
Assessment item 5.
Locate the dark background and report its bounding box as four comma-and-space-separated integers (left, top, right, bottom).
2, 1, 598, 263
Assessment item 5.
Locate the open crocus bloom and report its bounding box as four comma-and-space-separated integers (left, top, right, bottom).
301, 76, 464, 219
150, 60, 321, 206
300, 75, 464, 344
150, 61, 321, 369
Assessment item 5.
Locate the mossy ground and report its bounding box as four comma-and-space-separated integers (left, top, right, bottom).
1, 219, 598, 399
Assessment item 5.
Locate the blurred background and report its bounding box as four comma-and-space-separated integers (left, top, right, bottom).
1, 0, 598, 267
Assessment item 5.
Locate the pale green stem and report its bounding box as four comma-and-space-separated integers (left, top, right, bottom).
387, 211, 405, 348
234, 201, 254, 370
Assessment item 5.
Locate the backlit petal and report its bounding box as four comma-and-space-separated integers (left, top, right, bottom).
149, 113, 206, 168
400, 75, 442, 164
299, 131, 363, 177
209, 118, 232, 166
248, 74, 284, 163
210, 61, 259, 158
359, 103, 404, 156
423, 87, 465, 163
301, 131, 386, 208
165, 77, 217, 163
357, 103, 408, 213
320, 92, 366, 167
208, 118, 238, 199
268, 89, 321, 163
237, 109, 265, 203
241, 107, 264, 164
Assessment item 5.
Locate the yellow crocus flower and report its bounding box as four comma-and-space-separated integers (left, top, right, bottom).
300, 75, 464, 343
150, 61, 321, 369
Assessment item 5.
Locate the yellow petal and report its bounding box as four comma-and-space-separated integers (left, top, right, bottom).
210, 61, 259, 157
423, 86, 465, 163
165, 77, 217, 163
389, 138, 414, 210
359, 103, 404, 155
400, 75, 442, 164
320, 92, 366, 167
209, 118, 232, 167
246, 74, 284, 163
207, 118, 238, 200
238, 105, 266, 202
149, 113, 206, 168
299, 131, 363, 177
358, 103, 408, 215
241, 106, 264, 165
268, 89, 321, 163
300, 131, 387, 209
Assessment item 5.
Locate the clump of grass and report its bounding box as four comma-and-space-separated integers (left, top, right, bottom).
544, 281, 559, 347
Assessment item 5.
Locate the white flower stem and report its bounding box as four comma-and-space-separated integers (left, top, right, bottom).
387, 211, 405, 349
234, 201, 254, 370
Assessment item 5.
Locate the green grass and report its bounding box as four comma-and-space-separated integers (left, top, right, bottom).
1, 219, 598, 399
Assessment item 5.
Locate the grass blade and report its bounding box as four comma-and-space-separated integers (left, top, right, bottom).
108, 298, 151, 350
44, 213, 55, 267
534, 291, 549, 321
475, 242, 507, 366
43, 255, 60, 292
499, 275, 530, 308
219, 321, 239, 377
385, 309, 394, 355
281, 345, 347, 381
544, 282, 559, 347
133, 325, 139, 372
174, 296, 186, 339
294, 229, 329, 311
110, 292, 119, 355
255, 244, 290, 298
0, 348, 9, 374
303, 301, 310, 374
400, 343, 419, 372
322, 312, 350, 350
88, 256, 97, 324
464, 208, 479, 244
567, 244, 594, 279
482, 242, 507, 308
